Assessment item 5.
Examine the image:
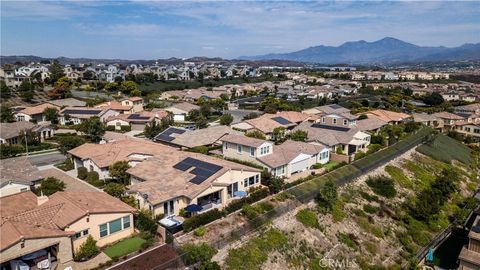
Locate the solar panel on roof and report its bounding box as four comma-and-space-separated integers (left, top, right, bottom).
190, 175, 207, 185
271, 116, 292, 125
172, 157, 222, 185
311, 123, 350, 132
63, 109, 102, 115
127, 114, 151, 120
154, 127, 187, 142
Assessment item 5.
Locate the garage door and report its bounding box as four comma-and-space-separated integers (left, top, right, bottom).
131, 123, 144, 131
290, 154, 311, 173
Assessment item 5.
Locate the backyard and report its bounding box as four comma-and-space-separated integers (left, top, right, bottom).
104, 237, 146, 259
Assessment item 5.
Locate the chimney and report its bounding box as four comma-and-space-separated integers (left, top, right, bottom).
37, 193, 49, 205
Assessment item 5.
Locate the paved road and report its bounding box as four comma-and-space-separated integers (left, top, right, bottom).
27, 151, 66, 166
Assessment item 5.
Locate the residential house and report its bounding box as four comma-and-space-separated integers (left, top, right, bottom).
59, 107, 119, 125
127, 152, 262, 217
221, 135, 330, 177
455, 123, 480, 138
356, 117, 388, 134
164, 102, 200, 123
455, 103, 480, 115
442, 92, 460, 101
154, 125, 240, 149
69, 137, 174, 179
293, 113, 371, 163
106, 110, 168, 131
0, 121, 54, 145
412, 113, 438, 128
0, 157, 43, 197
431, 112, 466, 132
458, 216, 480, 269
0, 191, 135, 269
15, 103, 60, 123
365, 109, 411, 125
231, 111, 310, 140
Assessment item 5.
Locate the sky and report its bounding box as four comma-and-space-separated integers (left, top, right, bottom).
1, 1, 479, 60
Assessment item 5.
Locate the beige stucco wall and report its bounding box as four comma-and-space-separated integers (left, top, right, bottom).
456, 125, 480, 138
67, 213, 134, 252
0, 236, 73, 265
0, 183, 30, 197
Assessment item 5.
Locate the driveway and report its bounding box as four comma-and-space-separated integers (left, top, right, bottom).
39, 168, 102, 192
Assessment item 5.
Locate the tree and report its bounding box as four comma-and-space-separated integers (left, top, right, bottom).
104, 82, 118, 92
109, 161, 131, 185
83, 70, 95, 80
104, 182, 126, 198
76, 116, 105, 142
195, 116, 209, 129
38, 177, 65, 196
243, 112, 259, 120
43, 107, 59, 124
290, 130, 308, 142
180, 242, 217, 266
74, 236, 99, 260
135, 209, 158, 234
119, 80, 139, 94
48, 76, 72, 99
272, 127, 286, 143
131, 88, 142, 97
48, 59, 65, 84
199, 103, 211, 117
0, 106, 15, 123
144, 120, 162, 139
245, 130, 266, 140
58, 136, 86, 155
0, 80, 12, 98
317, 179, 337, 209
423, 92, 444, 106
219, 113, 233, 126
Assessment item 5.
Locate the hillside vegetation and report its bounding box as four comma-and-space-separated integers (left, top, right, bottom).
220, 138, 479, 270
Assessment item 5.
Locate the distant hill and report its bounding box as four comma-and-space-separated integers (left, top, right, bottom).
0, 55, 306, 67
239, 37, 480, 64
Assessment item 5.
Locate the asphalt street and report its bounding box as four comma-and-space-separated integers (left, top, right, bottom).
27, 151, 66, 166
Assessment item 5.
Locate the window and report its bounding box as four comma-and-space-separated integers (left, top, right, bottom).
249, 176, 255, 186
322, 117, 325, 123
82, 229, 89, 236
237, 144, 242, 153
109, 219, 122, 234
255, 174, 259, 183
224, 143, 228, 150
99, 224, 108, 237
333, 118, 337, 124
250, 147, 255, 157
343, 119, 347, 126
75, 232, 81, 239
244, 179, 248, 187
123, 216, 130, 229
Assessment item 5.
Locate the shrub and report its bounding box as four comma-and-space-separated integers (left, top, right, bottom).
312, 163, 322, 169
296, 209, 320, 229
366, 175, 396, 198
86, 171, 102, 187
180, 242, 217, 266
75, 236, 99, 261
183, 209, 225, 232
224, 188, 269, 214
359, 191, 379, 202
0, 144, 24, 158
37, 177, 65, 196
106, 125, 116, 131
135, 210, 158, 234
121, 125, 131, 132
57, 158, 74, 171
355, 152, 367, 160
367, 144, 382, 154
194, 226, 206, 237
338, 232, 358, 251
241, 204, 259, 220
77, 167, 88, 179
363, 204, 379, 214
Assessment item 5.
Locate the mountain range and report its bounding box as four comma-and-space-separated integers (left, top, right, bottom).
239, 37, 480, 64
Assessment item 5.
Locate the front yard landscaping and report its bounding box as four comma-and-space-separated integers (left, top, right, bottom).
104, 237, 146, 259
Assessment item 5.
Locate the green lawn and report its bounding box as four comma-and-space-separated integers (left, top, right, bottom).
323, 161, 339, 171
103, 237, 146, 259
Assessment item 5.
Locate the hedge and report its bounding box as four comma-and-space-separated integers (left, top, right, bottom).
183, 209, 226, 232
77, 167, 88, 179
224, 188, 269, 214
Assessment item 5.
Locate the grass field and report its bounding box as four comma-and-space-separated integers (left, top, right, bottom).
416, 134, 471, 164
104, 237, 146, 259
